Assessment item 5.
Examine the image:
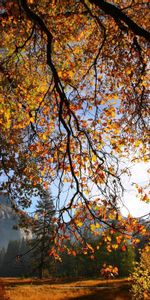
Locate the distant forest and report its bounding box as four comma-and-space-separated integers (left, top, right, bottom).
0, 234, 147, 278
0, 191, 149, 279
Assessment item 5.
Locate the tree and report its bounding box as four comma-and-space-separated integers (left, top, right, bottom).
18, 238, 32, 277
0, 1, 149, 257
54, 234, 135, 278
0, 239, 32, 277
30, 190, 55, 278
0, 248, 6, 270
0, 240, 20, 277
130, 244, 150, 300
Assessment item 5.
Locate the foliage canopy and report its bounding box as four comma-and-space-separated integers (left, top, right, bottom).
130, 244, 150, 300
0, 0, 150, 257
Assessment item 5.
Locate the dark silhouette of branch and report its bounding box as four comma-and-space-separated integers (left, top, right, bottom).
90, 0, 150, 41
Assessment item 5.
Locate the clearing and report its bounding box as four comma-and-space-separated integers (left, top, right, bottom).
1, 277, 131, 300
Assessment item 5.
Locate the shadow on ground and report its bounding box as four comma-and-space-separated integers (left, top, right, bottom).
67, 284, 130, 300
0, 280, 9, 300
1, 277, 131, 300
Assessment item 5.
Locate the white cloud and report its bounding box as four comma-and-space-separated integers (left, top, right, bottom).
121, 162, 150, 218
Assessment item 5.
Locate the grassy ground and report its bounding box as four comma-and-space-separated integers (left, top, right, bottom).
1, 277, 131, 300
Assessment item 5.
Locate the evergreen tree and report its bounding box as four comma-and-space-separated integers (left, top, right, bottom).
0, 248, 5, 273
54, 236, 135, 278
16, 238, 32, 277
1, 240, 20, 276
30, 190, 55, 278
0, 240, 32, 277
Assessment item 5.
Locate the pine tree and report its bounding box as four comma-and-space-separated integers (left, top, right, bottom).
0, 248, 5, 275
17, 238, 32, 277
1, 240, 20, 276
31, 190, 55, 279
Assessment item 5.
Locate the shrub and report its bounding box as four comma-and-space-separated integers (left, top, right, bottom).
130, 244, 150, 300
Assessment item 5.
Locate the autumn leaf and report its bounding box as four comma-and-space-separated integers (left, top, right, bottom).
0, 0, 149, 262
